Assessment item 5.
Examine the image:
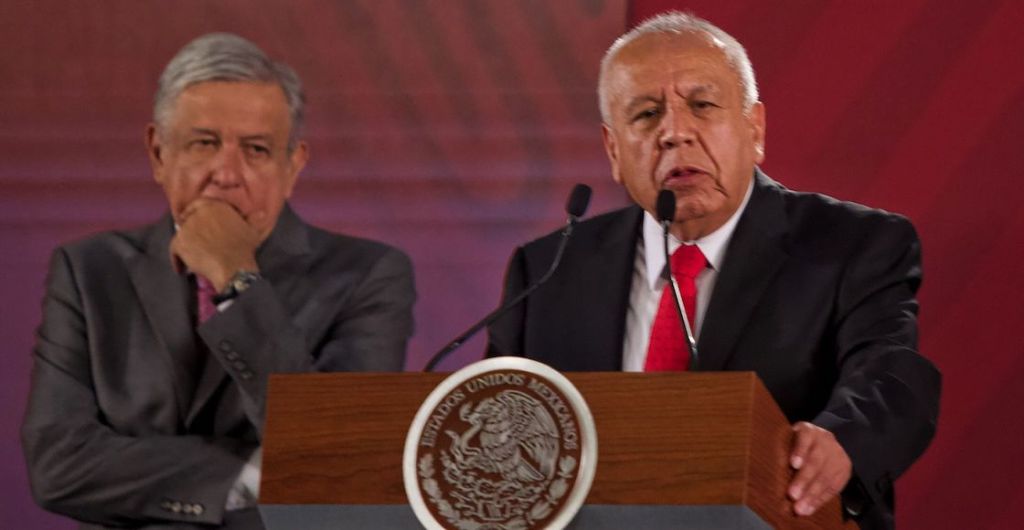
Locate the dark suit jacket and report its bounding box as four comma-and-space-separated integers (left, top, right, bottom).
488, 171, 940, 529
22, 204, 416, 529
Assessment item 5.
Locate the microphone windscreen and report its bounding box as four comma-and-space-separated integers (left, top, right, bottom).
656, 189, 676, 223
566, 184, 593, 218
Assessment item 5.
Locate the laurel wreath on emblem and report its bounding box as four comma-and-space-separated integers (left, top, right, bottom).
419, 453, 578, 530
417, 390, 579, 529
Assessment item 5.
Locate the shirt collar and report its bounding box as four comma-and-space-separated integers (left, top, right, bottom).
641, 178, 754, 290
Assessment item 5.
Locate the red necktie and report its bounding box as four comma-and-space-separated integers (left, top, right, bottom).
644, 244, 706, 371
196, 275, 218, 324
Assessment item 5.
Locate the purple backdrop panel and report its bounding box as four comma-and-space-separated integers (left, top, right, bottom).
0, 1, 627, 528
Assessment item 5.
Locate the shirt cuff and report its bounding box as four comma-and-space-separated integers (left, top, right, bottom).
225, 447, 262, 511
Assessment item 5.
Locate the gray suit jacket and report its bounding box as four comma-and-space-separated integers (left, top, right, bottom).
22, 204, 415, 529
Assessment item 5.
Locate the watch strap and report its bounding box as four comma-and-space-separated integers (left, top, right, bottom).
212, 270, 262, 304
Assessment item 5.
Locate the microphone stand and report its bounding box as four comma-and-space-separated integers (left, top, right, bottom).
423, 184, 591, 372
661, 220, 700, 369
657, 189, 699, 368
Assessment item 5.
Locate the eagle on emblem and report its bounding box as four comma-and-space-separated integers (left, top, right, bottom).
447, 390, 561, 483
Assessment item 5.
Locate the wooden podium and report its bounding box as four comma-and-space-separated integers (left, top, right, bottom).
259, 371, 855, 529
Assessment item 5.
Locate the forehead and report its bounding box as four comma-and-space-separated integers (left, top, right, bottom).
606, 32, 741, 101
168, 81, 290, 133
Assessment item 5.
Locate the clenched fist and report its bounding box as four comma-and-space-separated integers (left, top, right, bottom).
170, 198, 265, 290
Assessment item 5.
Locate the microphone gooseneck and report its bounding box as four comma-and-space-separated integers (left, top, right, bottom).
656, 189, 700, 368
423, 184, 593, 371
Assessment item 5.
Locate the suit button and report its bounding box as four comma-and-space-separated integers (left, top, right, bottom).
194, 503, 205, 515
219, 340, 233, 352
241, 370, 254, 380
160, 499, 172, 511
232, 360, 247, 371
225, 350, 240, 361
182, 504, 194, 515
170, 500, 182, 513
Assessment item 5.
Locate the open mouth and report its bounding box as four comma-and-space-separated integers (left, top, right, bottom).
662, 165, 709, 187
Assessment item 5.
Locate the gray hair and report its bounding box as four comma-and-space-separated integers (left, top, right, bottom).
598, 11, 758, 123
153, 33, 306, 151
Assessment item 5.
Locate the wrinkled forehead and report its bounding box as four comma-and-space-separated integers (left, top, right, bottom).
604, 32, 741, 101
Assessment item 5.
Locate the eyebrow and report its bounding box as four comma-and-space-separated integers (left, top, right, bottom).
624, 95, 664, 116
187, 128, 274, 144
676, 83, 719, 99
239, 134, 274, 144
621, 82, 724, 114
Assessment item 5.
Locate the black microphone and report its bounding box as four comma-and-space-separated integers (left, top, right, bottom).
566, 183, 592, 218
656, 189, 700, 368
423, 184, 593, 371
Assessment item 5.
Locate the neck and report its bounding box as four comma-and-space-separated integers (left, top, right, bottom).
669, 217, 725, 242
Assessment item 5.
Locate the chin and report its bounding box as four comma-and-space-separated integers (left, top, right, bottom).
676, 198, 710, 220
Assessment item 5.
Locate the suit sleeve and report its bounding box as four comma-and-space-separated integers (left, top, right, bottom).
486, 246, 529, 357
812, 216, 941, 516
196, 246, 416, 431
22, 248, 245, 526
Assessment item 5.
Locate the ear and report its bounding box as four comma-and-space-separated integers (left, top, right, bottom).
601, 123, 623, 185
283, 140, 309, 198
145, 124, 166, 184
749, 102, 766, 164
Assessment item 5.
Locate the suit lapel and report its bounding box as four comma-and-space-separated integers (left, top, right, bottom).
697, 171, 789, 371
127, 215, 198, 422
184, 204, 312, 427
579, 207, 642, 371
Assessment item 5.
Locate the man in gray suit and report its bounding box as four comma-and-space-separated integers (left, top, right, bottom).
21, 33, 415, 529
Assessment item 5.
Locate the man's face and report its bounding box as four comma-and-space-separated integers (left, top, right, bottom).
146, 81, 308, 240
601, 32, 765, 238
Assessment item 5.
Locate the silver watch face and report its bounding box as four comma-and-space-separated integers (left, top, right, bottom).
230, 271, 260, 293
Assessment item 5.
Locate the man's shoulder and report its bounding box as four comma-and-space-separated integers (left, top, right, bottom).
749, 179, 920, 274
766, 180, 917, 244
55, 218, 168, 263
785, 188, 910, 225
299, 221, 412, 272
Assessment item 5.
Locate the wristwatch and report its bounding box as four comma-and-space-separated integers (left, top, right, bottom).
213, 270, 262, 304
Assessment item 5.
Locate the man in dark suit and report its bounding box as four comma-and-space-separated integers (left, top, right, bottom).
21, 33, 415, 529
488, 12, 939, 529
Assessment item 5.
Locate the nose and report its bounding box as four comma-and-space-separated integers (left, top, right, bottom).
210, 144, 244, 187
658, 103, 697, 150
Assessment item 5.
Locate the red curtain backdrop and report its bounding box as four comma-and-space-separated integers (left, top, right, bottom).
631, 2, 1024, 529
1, 1, 1021, 528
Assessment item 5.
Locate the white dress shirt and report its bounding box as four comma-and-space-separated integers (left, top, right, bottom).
621, 180, 754, 371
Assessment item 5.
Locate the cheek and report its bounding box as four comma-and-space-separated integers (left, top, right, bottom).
252, 173, 286, 202
708, 129, 755, 196
620, 137, 657, 174
624, 132, 652, 156
248, 171, 292, 217
162, 166, 204, 210
718, 123, 757, 159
